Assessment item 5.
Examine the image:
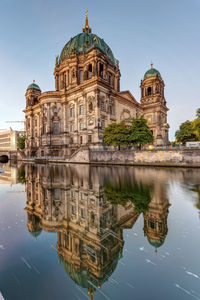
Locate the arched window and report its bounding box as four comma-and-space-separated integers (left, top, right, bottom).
79, 105, 84, 115
99, 63, 103, 78
88, 135, 92, 143
43, 123, 46, 134
89, 102, 93, 112
109, 105, 114, 115
147, 87, 152, 95
79, 70, 83, 83
34, 97, 38, 104
53, 122, 59, 134
108, 74, 111, 85
64, 74, 66, 88
84, 70, 88, 81
70, 107, 75, 118
88, 64, 92, 79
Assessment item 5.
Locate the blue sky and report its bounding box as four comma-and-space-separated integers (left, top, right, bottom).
0, 0, 200, 139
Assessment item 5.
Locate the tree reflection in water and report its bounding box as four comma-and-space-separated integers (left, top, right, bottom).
105, 180, 153, 213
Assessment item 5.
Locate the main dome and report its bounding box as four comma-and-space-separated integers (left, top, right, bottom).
59, 32, 118, 66
59, 13, 118, 66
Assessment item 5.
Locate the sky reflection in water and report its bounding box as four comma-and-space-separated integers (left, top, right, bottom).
0, 164, 200, 300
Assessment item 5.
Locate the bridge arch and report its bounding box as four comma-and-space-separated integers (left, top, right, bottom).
0, 155, 9, 163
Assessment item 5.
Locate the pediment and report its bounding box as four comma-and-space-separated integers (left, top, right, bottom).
118, 90, 139, 105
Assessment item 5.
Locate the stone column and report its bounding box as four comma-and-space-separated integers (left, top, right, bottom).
47, 104, 51, 132
74, 100, 78, 144
30, 112, 33, 149
83, 93, 87, 144
156, 111, 163, 146
107, 93, 111, 124
94, 89, 100, 128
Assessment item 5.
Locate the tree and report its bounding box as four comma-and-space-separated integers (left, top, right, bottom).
128, 117, 153, 149
104, 122, 129, 150
175, 120, 196, 144
196, 108, 200, 119
17, 135, 26, 150
192, 118, 200, 140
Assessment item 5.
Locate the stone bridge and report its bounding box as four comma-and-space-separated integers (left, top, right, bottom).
0, 150, 25, 162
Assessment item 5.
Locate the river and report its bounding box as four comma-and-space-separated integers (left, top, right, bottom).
0, 163, 200, 300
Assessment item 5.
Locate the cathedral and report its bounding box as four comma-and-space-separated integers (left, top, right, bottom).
24, 12, 169, 158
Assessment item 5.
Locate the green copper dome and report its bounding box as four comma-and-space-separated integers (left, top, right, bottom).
59, 251, 120, 288
144, 68, 161, 80
27, 82, 41, 92
29, 229, 42, 238
59, 32, 118, 66
147, 237, 165, 248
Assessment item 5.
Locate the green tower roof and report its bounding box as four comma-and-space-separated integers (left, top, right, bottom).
144, 65, 161, 80
147, 237, 165, 248
27, 82, 41, 92
29, 229, 42, 238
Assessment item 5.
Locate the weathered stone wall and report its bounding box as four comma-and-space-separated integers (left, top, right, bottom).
90, 149, 200, 167
19, 148, 200, 167
70, 148, 90, 163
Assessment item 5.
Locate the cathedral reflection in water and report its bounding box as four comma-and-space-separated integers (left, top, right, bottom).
24, 164, 170, 299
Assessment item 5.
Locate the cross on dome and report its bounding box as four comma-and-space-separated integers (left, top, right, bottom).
83, 9, 91, 33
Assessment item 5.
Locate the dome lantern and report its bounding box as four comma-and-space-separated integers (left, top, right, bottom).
83, 9, 91, 34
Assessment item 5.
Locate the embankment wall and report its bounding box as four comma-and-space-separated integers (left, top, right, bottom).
89, 149, 200, 167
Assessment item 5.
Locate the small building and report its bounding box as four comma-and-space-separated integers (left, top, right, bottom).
0, 129, 25, 151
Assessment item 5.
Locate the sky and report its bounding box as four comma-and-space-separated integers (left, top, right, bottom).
0, 0, 200, 140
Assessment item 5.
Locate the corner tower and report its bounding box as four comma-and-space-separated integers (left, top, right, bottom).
25, 80, 41, 108
140, 64, 169, 146
24, 81, 41, 157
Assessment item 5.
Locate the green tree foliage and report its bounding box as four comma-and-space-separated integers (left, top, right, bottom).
128, 117, 153, 149
175, 120, 197, 144
104, 181, 152, 213
192, 118, 200, 140
104, 122, 129, 150
17, 135, 26, 150
18, 168, 26, 184
196, 108, 200, 119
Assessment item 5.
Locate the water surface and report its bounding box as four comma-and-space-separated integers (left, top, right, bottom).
0, 163, 200, 300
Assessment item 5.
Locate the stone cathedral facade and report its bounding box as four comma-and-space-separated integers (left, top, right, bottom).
24, 13, 169, 158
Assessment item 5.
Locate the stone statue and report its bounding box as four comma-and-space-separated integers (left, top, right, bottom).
55, 55, 59, 65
